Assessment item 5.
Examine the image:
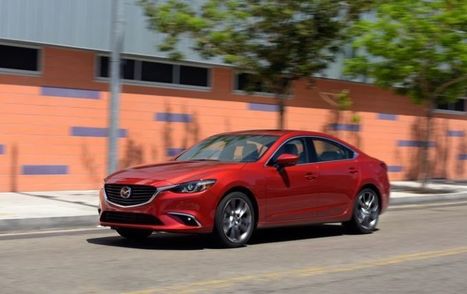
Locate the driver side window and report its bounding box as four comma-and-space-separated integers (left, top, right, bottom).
270, 138, 308, 165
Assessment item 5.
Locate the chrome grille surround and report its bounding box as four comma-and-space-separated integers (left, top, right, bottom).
104, 184, 158, 207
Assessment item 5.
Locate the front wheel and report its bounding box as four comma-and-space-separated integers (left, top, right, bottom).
214, 192, 255, 248
116, 228, 153, 241
344, 188, 380, 234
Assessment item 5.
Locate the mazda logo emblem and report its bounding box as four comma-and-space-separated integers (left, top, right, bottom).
120, 186, 132, 199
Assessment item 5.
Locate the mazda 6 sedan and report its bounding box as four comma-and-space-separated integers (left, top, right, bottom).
99, 130, 390, 247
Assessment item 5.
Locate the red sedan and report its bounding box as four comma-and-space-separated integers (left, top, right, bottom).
99, 130, 390, 247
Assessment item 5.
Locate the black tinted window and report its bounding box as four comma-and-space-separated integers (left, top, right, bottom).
180, 65, 208, 87
98, 56, 135, 79
141, 61, 173, 83
0, 44, 39, 71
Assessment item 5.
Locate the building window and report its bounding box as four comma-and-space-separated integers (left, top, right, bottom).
436, 98, 466, 113
141, 61, 173, 83
97, 56, 210, 88
235, 73, 273, 94
99, 56, 136, 80
180, 65, 208, 87
0, 44, 39, 72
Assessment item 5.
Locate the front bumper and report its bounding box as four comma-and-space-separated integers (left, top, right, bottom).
98, 187, 216, 234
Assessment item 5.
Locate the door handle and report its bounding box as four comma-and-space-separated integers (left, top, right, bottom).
305, 172, 317, 180
349, 167, 358, 174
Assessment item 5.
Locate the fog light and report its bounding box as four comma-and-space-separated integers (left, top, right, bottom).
168, 212, 201, 227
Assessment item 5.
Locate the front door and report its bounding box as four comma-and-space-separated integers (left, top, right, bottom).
265, 138, 320, 223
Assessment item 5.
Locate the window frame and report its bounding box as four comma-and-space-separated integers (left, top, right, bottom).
0, 42, 41, 75
95, 53, 212, 91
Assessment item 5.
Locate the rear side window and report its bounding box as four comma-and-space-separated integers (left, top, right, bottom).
311, 138, 354, 162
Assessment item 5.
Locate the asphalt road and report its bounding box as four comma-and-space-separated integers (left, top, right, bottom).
1, 203, 467, 294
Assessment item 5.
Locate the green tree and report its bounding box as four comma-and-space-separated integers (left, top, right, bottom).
345, 0, 467, 185
139, 0, 376, 129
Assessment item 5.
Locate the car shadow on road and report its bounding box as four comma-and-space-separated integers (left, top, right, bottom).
87, 223, 350, 250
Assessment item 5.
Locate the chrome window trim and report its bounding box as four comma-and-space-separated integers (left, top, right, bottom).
264, 135, 359, 167
104, 184, 177, 208
167, 212, 202, 227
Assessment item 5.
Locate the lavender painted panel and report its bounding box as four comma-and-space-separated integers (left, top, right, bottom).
22, 165, 68, 175
387, 165, 403, 172
378, 113, 397, 121
459, 154, 467, 160
155, 113, 192, 123
447, 130, 464, 137
329, 123, 361, 132
398, 140, 435, 148
166, 148, 185, 157
41, 86, 100, 99
0, 144, 4, 155
248, 103, 278, 112
71, 127, 127, 137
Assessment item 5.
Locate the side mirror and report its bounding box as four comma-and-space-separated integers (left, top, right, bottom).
275, 153, 299, 167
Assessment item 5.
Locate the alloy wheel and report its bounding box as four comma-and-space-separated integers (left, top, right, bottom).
356, 189, 379, 230
222, 197, 253, 244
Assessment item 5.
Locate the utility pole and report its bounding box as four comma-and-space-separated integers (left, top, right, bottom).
107, 0, 124, 174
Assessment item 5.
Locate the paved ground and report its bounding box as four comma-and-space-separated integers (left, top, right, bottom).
1, 202, 466, 293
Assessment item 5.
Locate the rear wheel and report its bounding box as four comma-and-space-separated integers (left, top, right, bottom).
116, 228, 153, 241
214, 192, 255, 248
344, 188, 380, 234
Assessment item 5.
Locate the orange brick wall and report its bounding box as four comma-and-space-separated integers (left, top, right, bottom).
0, 46, 466, 191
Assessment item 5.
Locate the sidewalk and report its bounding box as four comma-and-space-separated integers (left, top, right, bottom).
1, 181, 467, 233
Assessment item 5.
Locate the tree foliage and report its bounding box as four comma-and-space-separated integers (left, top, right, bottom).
345, 0, 467, 107
345, 0, 467, 184
139, 0, 378, 128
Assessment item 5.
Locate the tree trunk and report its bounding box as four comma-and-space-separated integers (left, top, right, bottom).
421, 99, 434, 189
277, 93, 285, 129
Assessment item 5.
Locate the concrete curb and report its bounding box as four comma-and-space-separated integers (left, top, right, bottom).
389, 191, 467, 206
0, 215, 98, 233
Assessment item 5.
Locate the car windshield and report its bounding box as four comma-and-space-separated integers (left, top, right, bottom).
176, 134, 278, 162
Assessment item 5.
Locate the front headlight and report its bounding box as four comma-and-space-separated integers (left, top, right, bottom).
170, 179, 216, 193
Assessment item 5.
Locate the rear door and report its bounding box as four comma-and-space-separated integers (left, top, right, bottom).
307, 137, 360, 219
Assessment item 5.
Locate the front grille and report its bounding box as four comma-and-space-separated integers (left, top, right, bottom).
100, 211, 162, 225
104, 184, 157, 206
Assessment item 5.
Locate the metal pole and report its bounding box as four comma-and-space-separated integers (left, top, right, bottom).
107, 0, 124, 174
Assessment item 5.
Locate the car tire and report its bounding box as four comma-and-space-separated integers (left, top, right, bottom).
116, 228, 153, 241
344, 188, 380, 234
214, 191, 256, 248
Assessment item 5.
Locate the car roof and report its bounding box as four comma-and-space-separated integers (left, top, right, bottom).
221, 129, 326, 137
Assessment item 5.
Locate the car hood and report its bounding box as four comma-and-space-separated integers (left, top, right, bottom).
105, 160, 245, 186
